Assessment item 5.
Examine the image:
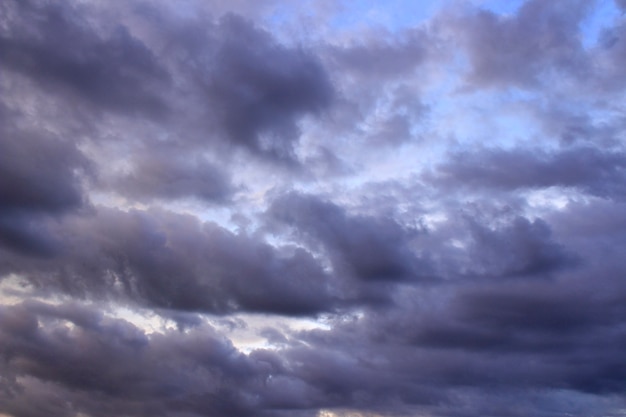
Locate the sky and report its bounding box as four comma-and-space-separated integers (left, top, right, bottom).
1, 0, 626, 416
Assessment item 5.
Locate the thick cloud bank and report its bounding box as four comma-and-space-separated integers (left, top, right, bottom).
1, 0, 626, 416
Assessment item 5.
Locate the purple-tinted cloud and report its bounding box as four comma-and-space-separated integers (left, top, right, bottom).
0, 0, 171, 118
429, 146, 626, 199
0, 207, 342, 316
1, 0, 625, 416
204, 14, 335, 162
268, 192, 432, 283
441, 0, 590, 89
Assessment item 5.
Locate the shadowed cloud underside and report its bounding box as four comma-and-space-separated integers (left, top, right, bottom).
1, 1, 626, 416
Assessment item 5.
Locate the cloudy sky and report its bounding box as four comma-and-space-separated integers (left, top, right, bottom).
1, 0, 626, 416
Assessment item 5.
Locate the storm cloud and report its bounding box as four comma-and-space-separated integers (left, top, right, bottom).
1, 1, 626, 417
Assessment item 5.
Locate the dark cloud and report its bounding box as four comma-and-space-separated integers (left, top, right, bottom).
0, 213, 61, 258
0, 0, 170, 119
49, 6, 338, 165
548, 199, 626, 251
430, 146, 626, 199
0, 109, 90, 257
1, 1, 626, 416
0, 301, 267, 417
0, 207, 340, 316
0, 121, 88, 216
268, 192, 432, 284
201, 14, 335, 162
453, 284, 623, 341
11, 298, 609, 417
283, 271, 626, 413
462, 215, 578, 279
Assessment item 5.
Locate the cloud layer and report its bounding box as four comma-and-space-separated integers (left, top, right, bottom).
1, 0, 626, 416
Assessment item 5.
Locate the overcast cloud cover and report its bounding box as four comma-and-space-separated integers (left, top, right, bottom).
1, 0, 626, 416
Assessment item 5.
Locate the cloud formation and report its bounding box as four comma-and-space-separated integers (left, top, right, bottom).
1, 0, 626, 416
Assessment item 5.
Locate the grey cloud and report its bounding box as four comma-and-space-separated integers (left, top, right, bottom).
1, 200, 625, 416
327, 29, 430, 79
267, 191, 574, 287
453, 284, 624, 341
0, 214, 60, 258
462, 215, 578, 279
529, 104, 626, 147
1, 0, 337, 198
443, 0, 590, 89
435, 0, 626, 94
0, 0, 170, 118
429, 146, 626, 199
1, 1, 626, 416
422, 282, 626, 395
2, 300, 448, 417
319, 29, 432, 149
110, 151, 235, 203
201, 14, 335, 162
284, 272, 626, 414
0, 111, 90, 257
548, 199, 626, 252
85, 8, 337, 164
1, 207, 337, 316
366, 113, 414, 146
592, 18, 626, 91
268, 192, 432, 284
301, 146, 354, 178
0, 301, 267, 417
0, 121, 88, 216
